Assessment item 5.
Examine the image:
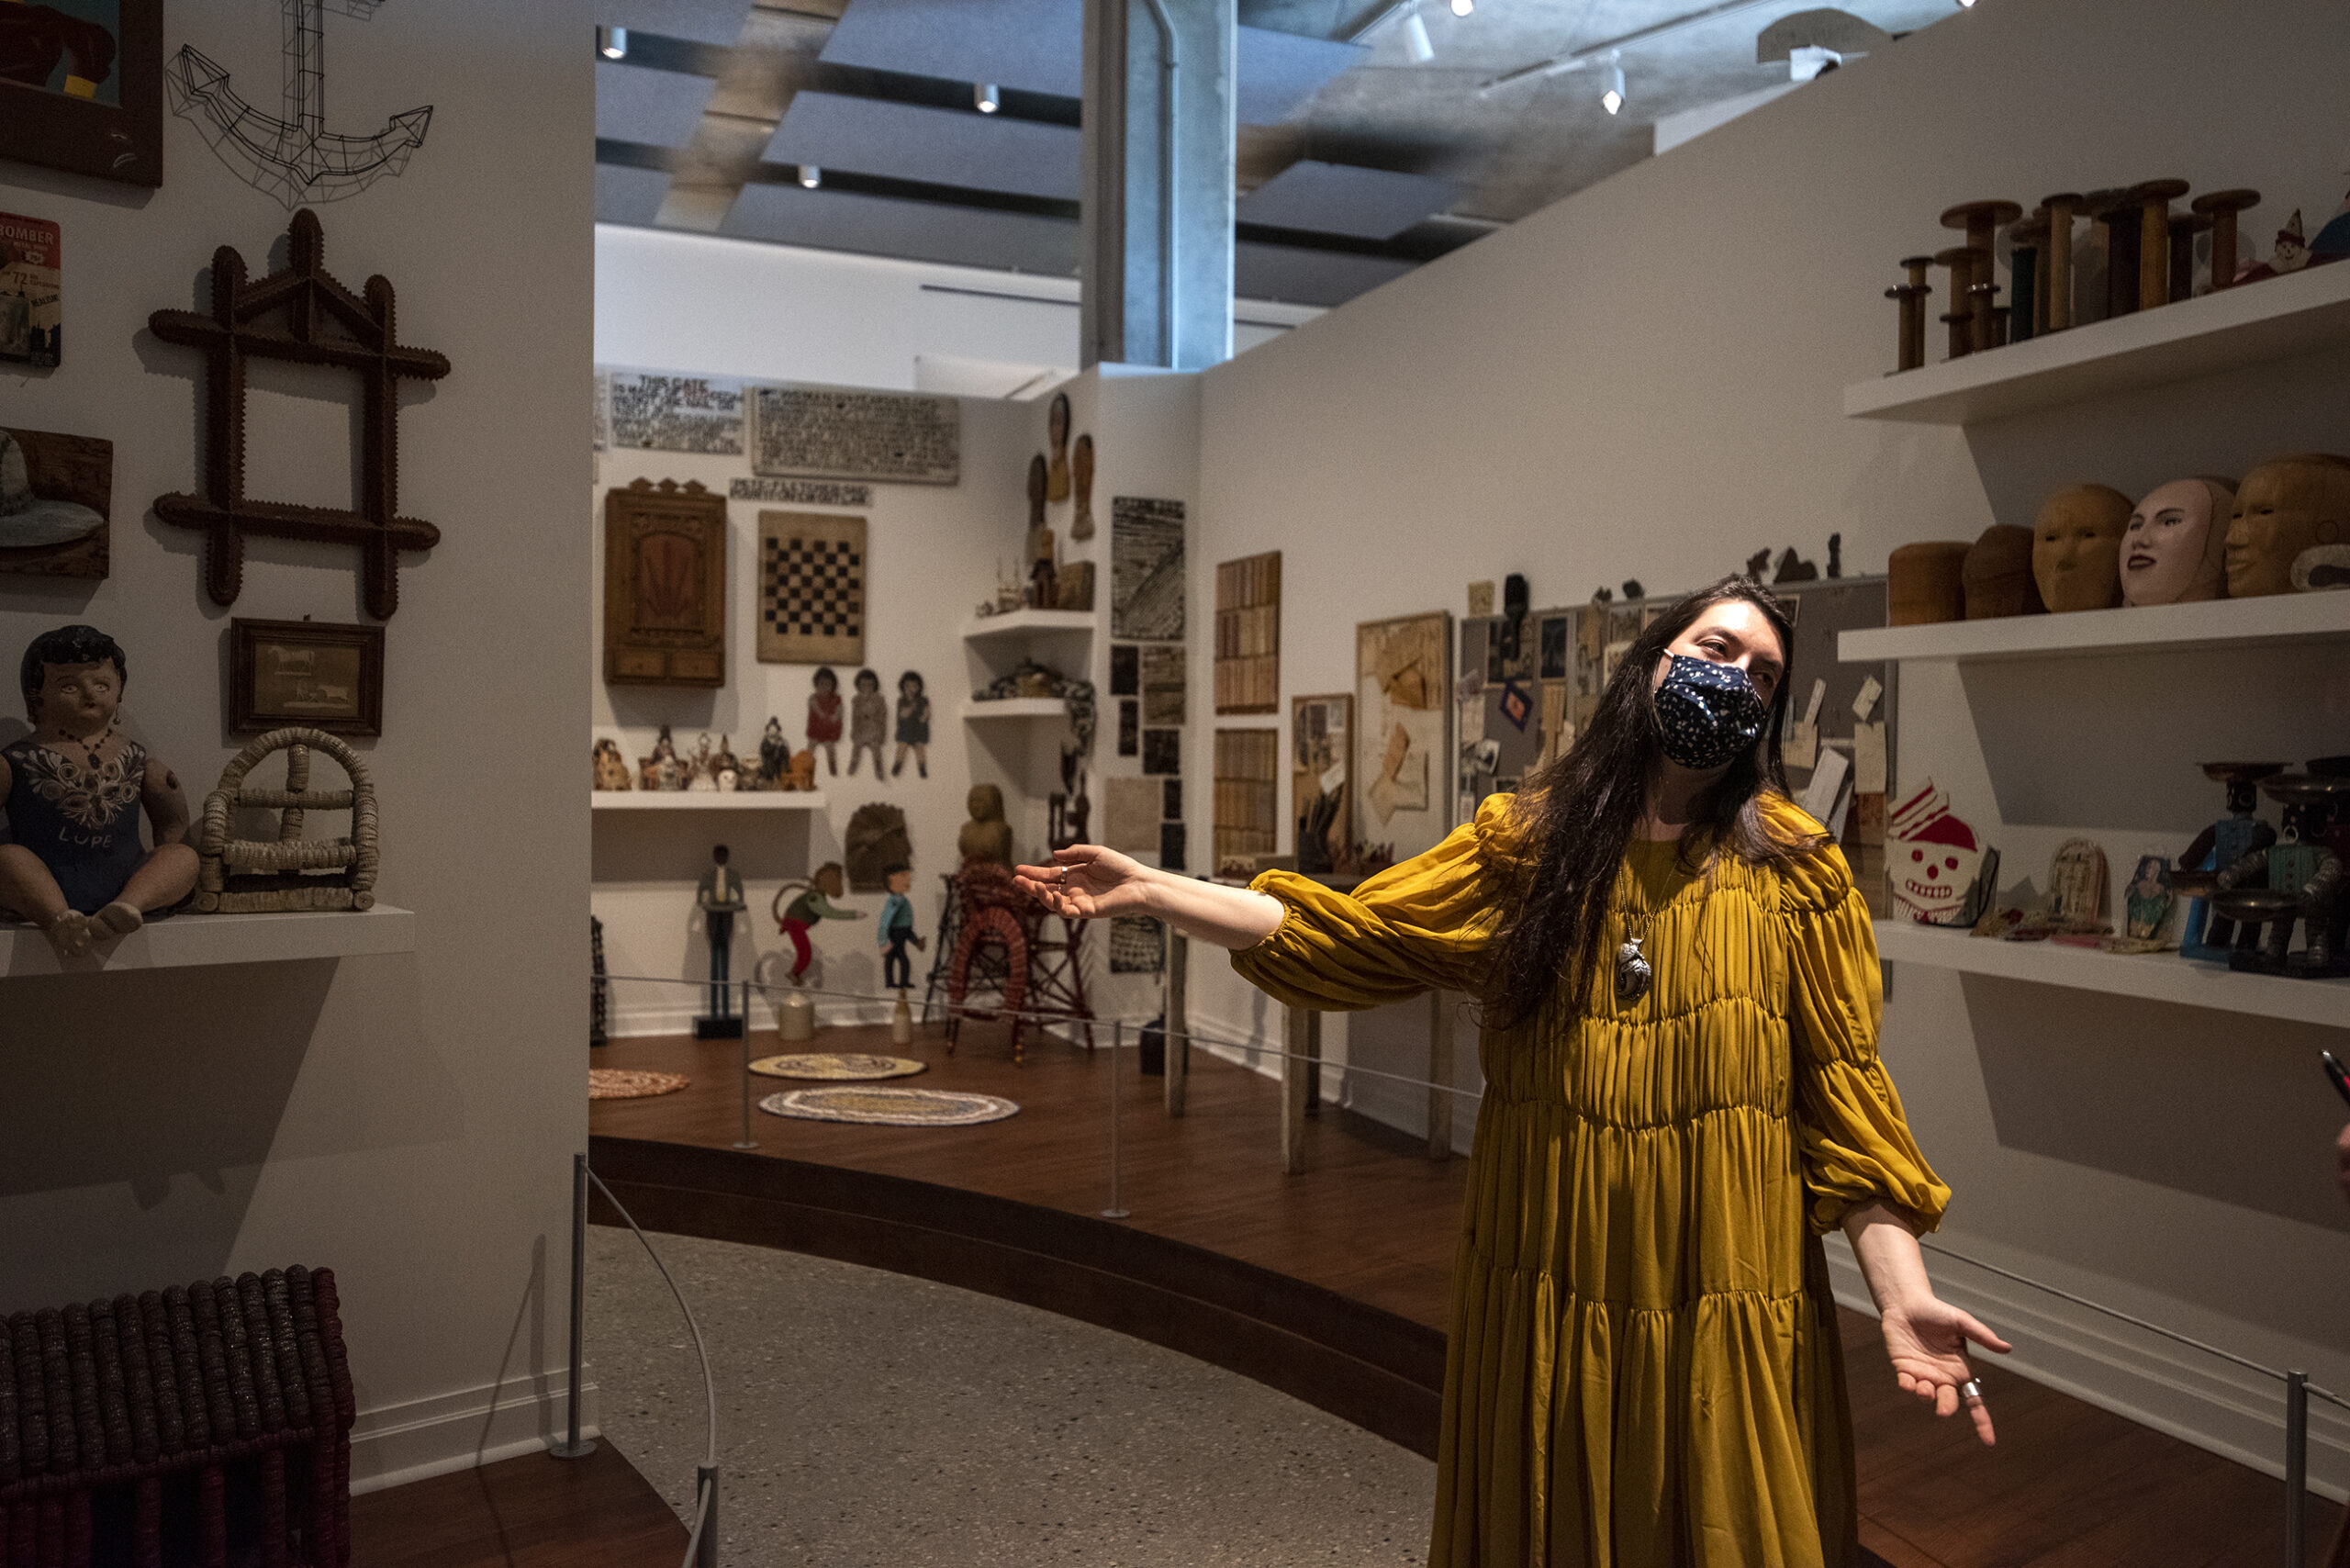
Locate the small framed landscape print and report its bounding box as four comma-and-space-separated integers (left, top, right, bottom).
230, 618, 385, 736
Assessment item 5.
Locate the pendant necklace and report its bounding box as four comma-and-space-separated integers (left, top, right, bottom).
55, 722, 113, 777
1616, 913, 1653, 1005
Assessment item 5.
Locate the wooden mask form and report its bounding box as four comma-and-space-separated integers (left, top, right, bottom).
2121, 476, 2234, 607
2031, 483, 2132, 612
2225, 454, 2350, 599
1046, 393, 1071, 502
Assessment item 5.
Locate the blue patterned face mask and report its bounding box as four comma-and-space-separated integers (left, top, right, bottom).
1653, 653, 1768, 769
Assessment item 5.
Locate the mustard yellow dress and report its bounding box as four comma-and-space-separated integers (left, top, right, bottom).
1233, 795, 1950, 1568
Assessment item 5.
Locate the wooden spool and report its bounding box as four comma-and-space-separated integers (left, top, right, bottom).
2132, 179, 2190, 309
2087, 190, 2141, 319
2191, 187, 2260, 289
1888, 541, 1972, 626
1941, 201, 2020, 353
1886, 253, 1934, 371
2040, 191, 2083, 330
2168, 211, 2210, 303
196, 727, 379, 913
2008, 213, 2051, 342
1932, 246, 1983, 360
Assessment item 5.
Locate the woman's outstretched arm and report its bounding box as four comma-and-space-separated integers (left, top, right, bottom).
1014, 845, 1283, 949
1843, 1200, 2011, 1446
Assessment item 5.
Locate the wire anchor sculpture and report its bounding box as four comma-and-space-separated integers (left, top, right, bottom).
167, 0, 431, 207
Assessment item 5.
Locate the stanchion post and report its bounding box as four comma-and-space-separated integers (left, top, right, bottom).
549, 1152, 597, 1458
732, 980, 758, 1149
1165, 929, 1190, 1118
696, 1462, 720, 1568
1102, 1019, 1131, 1218
2285, 1370, 2308, 1568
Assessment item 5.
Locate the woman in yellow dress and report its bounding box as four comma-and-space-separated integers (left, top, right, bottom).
1018, 577, 2008, 1566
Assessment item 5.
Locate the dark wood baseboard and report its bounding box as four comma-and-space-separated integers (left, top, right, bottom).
588, 1134, 1449, 1458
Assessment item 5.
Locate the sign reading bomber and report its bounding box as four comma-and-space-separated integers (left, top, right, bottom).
752, 385, 960, 486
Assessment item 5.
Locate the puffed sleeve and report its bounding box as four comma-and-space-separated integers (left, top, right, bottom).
1229, 794, 1517, 1011
1779, 835, 1953, 1236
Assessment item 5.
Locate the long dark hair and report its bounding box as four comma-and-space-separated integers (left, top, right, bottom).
1484, 577, 1823, 1030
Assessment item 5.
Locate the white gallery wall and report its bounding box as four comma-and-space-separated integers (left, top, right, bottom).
0, 0, 590, 1493
1189, 0, 2350, 1495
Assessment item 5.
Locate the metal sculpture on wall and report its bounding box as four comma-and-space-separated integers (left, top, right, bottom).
168, 0, 432, 206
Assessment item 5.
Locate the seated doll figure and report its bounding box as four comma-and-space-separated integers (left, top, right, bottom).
0, 625, 200, 957
2215, 792, 2346, 974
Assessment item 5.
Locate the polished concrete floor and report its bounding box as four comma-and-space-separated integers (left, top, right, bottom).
587, 1225, 1438, 1567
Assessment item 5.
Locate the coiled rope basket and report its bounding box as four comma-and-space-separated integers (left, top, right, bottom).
196, 728, 378, 914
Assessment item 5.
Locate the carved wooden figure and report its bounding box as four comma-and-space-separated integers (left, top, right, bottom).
2176, 761, 2284, 961
2190, 188, 2260, 289
149, 209, 451, 620
2039, 191, 2082, 330
2132, 179, 2190, 309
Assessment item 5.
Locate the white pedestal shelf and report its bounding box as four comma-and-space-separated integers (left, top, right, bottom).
1843, 261, 2350, 425
961, 609, 1095, 642
1839, 591, 2350, 665
1, 906, 417, 979
1874, 919, 2349, 1029
593, 790, 828, 811
961, 698, 1069, 720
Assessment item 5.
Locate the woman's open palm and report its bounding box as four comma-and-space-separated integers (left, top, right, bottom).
1880, 1296, 2010, 1446
1014, 846, 1153, 920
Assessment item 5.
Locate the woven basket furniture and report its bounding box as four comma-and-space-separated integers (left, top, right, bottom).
196, 729, 377, 914
0, 1265, 354, 1568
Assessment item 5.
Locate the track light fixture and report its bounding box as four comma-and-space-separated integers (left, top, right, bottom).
799, 164, 822, 189
975, 82, 1001, 113
1403, 6, 1435, 62
1450, 0, 1473, 13
1601, 55, 1625, 114
596, 24, 628, 60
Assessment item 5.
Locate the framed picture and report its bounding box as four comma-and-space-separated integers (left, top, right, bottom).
0, 425, 109, 579
0, 0, 163, 187
1292, 693, 1350, 876
229, 619, 385, 737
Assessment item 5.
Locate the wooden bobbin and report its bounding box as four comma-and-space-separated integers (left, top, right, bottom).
2086, 188, 2140, 319
2040, 191, 2083, 330
2168, 211, 2210, 302
2132, 178, 2190, 309
1932, 246, 1981, 360
1886, 253, 1934, 371
1940, 200, 2020, 353
2191, 187, 2260, 290
2008, 213, 2051, 342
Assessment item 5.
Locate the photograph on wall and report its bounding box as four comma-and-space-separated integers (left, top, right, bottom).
0, 213, 62, 368
1355, 610, 1450, 860
0, 425, 107, 579
757, 510, 866, 665
1110, 497, 1185, 641
752, 384, 960, 484
229, 618, 383, 736
1140, 644, 1186, 725
1109, 644, 1139, 696
1117, 699, 1138, 756
1103, 775, 1160, 852
1158, 821, 1186, 871
0, 1, 162, 187
1162, 778, 1182, 820
1214, 550, 1280, 714
1141, 727, 1181, 776
605, 371, 745, 455
1292, 693, 1350, 875
1108, 913, 1166, 973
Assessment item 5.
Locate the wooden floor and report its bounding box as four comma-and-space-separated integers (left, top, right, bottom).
350, 1442, 687, 1567
591, 1019, 2343, 1567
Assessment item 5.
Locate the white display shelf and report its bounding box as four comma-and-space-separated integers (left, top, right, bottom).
961, 698, 1069, 720
1843, 261, 2350, 426
2, 905, 417, 979
962, 609, 1095, 642
1839, 591, 2350, 666
593, 790, 828, 811
1874, 919, 2350, 1029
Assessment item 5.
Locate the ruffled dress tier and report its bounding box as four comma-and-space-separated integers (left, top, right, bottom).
1233, 794, 1949, 1568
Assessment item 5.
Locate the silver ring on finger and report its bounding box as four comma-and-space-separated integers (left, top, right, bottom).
1960, 1380, 1984, 1401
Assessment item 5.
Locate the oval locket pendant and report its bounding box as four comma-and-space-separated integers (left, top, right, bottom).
1615, 935, 1652, 1005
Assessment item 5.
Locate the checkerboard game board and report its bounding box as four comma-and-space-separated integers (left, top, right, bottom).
757, 510, 867, 663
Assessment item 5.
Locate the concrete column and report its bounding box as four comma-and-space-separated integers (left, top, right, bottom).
1080, 0, 1235, 371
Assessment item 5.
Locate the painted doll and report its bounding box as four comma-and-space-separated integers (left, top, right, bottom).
847, 667, 888, 778
891, 670, 931, 779
806, 667, 843, 775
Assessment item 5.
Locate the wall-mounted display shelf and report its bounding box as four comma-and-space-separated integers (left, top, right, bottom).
1844, 261, 2350, 426
2, 906, 417, 980
1840, 591, 2350, 666
1874, 919, 2348, 1029
961, 610, 1095, 644
961, 698, 1069, 721
593, 791, 828, 811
